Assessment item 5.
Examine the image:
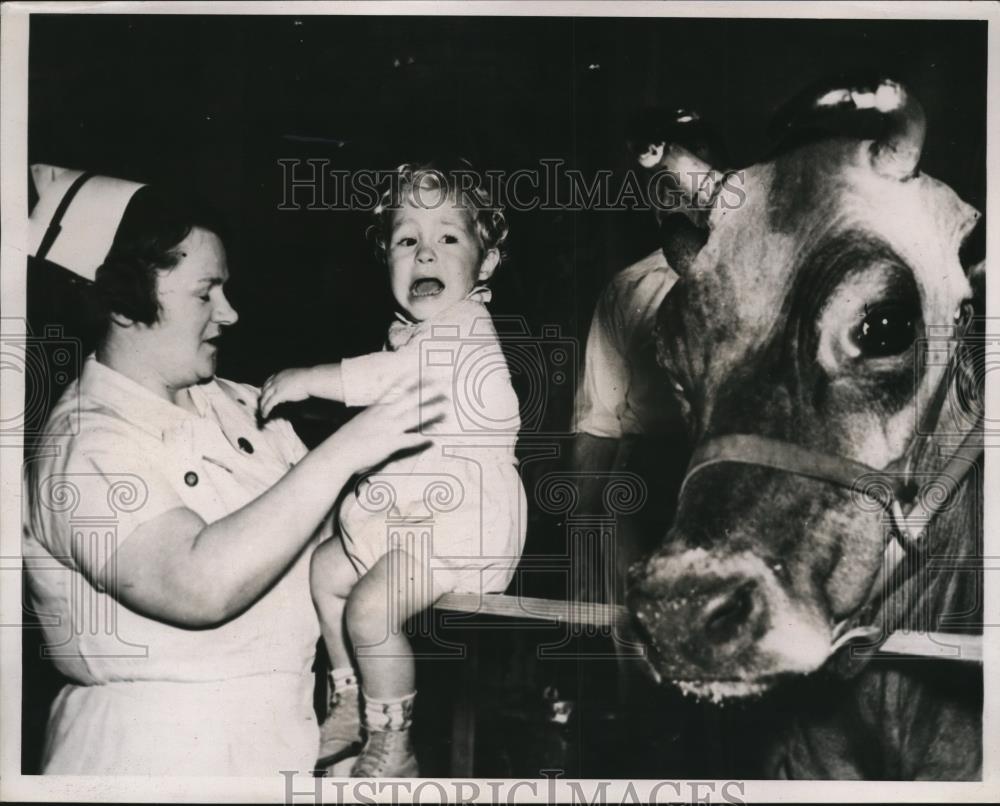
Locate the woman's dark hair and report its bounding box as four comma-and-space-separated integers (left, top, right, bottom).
94, 186, 228, 327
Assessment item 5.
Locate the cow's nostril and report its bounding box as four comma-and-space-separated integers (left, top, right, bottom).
702, 582, 756, 645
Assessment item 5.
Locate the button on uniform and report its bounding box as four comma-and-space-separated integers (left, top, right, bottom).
237, 437, 254, 454
184, 471, 199, 487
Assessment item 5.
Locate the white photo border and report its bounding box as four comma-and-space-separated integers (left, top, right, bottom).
1, 1, 997, 802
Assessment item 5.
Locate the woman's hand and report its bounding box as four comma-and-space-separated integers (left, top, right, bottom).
260, 368, 315, 418
320, 377, 448, 475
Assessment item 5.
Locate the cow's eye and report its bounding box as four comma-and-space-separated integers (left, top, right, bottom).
851, 302, 918, 357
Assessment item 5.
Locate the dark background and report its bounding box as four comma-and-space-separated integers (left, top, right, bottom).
23, 13, 986, 778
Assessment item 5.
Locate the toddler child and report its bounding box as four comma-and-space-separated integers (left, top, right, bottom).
261, 162, 526, 777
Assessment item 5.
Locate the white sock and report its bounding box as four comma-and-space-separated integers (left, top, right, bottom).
363, 691, 415, 732
331, 665, 358, 692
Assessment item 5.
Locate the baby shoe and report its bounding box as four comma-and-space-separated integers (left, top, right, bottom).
316, 686, 363, 774
350, 728, 419, 778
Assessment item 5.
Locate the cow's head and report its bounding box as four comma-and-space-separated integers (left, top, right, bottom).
626, 80, 981, 699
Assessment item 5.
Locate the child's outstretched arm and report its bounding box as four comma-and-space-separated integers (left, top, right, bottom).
260, 364, 345, 418
341, 349, 444, 408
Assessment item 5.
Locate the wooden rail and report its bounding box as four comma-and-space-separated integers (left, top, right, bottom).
435, 593, 982, 662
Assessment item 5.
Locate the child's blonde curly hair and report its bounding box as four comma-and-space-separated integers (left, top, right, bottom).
369, 158, 509, 267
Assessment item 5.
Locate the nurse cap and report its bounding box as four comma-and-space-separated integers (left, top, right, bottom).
29, 164, 146, 281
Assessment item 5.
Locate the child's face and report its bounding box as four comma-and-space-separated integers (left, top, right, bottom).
387, 188, 499, 322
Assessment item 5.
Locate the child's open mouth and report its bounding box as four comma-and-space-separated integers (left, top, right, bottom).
410, 278, 445, 298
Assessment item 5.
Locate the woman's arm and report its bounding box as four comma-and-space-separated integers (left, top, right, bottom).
100, 386, 441, 628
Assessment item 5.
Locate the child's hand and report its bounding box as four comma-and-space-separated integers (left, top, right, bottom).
260, 368, 314, 418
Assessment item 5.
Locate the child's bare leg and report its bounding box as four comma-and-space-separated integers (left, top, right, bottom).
345, 546, 438, 696
311, 538, 363, 772
311, 537, 358, 668
344, 547, 441, 777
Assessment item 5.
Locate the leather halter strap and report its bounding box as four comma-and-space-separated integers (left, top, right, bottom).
680, 434, 903, 509
683, 421, 982, 549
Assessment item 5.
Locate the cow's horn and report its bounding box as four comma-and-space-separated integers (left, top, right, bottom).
770, 78, 925, 180
866, 80, 925, 179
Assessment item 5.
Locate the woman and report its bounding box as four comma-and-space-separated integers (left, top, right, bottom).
23, 167, 443, 775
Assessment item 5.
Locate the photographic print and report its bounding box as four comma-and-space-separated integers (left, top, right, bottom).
0, 2, 995, 802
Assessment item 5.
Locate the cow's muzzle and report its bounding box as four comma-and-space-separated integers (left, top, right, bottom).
626, 546, 831, 696
629, 568, 767, 671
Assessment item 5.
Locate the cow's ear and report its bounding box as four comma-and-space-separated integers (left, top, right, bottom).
659, 213, 708, 276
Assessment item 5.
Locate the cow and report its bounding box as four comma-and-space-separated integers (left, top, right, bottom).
624, 78, 984, 779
